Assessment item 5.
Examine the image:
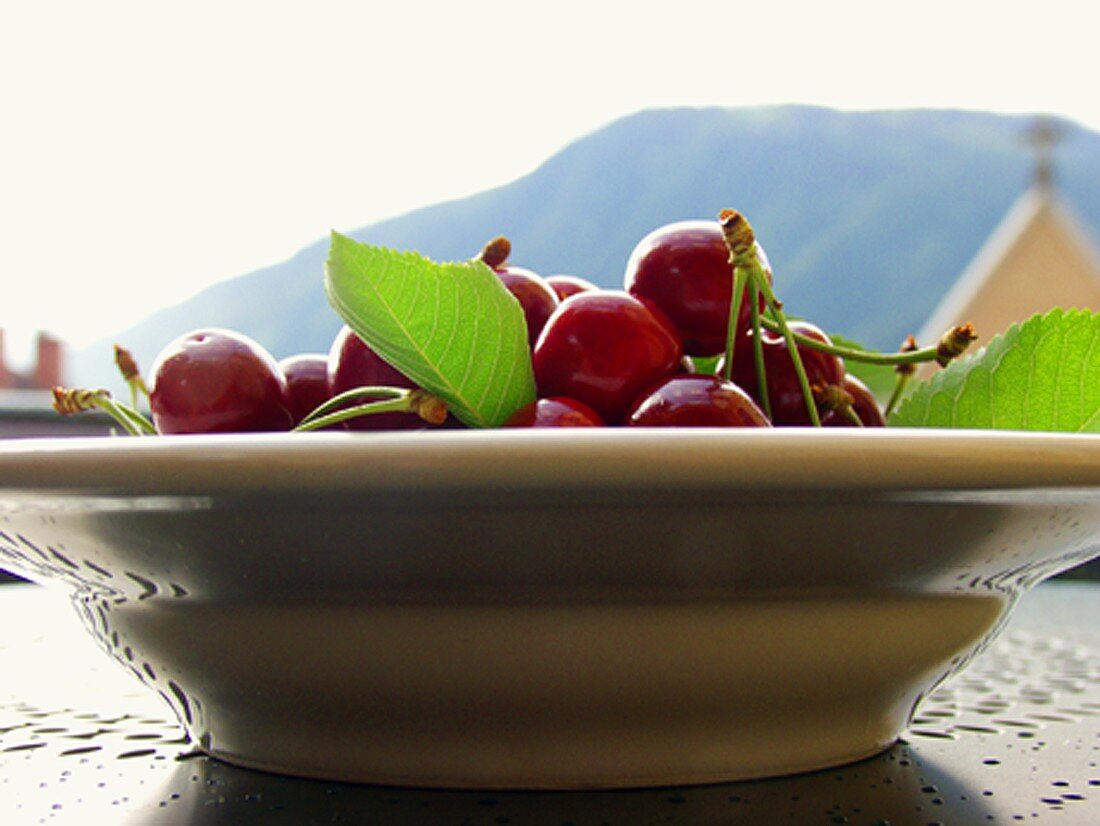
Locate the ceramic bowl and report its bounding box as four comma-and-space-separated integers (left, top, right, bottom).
1, 429, 1099, 789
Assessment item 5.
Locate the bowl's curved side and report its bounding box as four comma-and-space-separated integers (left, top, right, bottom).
5, 483, 1098, 602
3, 489, 1095, 786
78, 588, 1008, 788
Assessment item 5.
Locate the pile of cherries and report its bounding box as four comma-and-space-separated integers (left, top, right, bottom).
511, 220, 883, 429
81, 218, 888, 435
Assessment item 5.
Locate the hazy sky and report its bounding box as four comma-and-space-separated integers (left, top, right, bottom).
2, 0, 1097, 367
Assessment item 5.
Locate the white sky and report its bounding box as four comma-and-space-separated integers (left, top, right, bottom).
1, 0, 1097, 368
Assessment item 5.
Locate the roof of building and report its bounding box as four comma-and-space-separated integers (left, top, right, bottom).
918, 182, 1100, 346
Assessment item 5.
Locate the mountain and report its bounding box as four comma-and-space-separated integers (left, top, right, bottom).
72, 105, 1100, 392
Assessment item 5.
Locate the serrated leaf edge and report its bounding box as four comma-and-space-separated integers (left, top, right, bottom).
889, 308, 1100, 432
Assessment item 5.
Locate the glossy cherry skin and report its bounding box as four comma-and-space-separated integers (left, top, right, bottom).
545, 274, 598, 302
149, 328, 294, 434
626, 375, 771, 427
277, 353, 331, 425
533, 291, 683, 425
726, 321, 845, 426
495, 266, 560, 347
502, 396, 605, 427
624, 220, 772, 357
327, 325, 421, 430
822, 374, 886, 427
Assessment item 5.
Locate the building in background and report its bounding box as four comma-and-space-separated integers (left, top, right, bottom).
919, 118, 1100, 346
0, 329, 112, 438
0, 330, 65, 391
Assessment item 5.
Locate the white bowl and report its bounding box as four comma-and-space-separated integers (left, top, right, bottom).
1, 429, 1099, 789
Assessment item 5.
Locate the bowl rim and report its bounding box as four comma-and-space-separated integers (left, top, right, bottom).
0, 428, 1099, 496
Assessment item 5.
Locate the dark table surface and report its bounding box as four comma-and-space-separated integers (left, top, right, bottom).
2, 581, 1099, 825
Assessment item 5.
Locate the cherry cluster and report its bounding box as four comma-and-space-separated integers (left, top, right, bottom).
195, 220, 872, 433
505, 219, 884, 429
58, 210, 966, 435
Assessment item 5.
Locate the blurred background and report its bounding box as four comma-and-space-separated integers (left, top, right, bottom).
2, 2, 1099, 576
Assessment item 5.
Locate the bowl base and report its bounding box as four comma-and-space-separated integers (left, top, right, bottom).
116, 594, 1006, 789
200, 738, 900, 790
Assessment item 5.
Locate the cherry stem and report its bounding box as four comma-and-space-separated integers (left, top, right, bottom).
935, 323, 978, 367
116, 401, 157, 435
720, 208, 819, 425
817, 383, 862, 427
884, 373, 911, 419
756, 274, 821, 426
294, 396, 419, 431
293, 386, 448, 431
297, 385, 406, 427
113, 344, 149, 409
754, 318, 977, 369
721, 266, 749, 381
475, 236, 511, 269
749, 278, 771, 419
51, 387, 156, 436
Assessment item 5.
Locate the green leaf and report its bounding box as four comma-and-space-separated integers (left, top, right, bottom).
888, 309, 1100, 431
324, 232, 536, 428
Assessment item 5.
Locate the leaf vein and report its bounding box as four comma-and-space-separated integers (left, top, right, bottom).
1081, 320, 1099, 430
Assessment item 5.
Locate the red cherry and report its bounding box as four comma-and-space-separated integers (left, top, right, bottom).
149, 328, 293, 434
545, 274, 598, 302
532, 290, 683, 424
502, 396, 605, 427
726, 321, 845, 426
495, 265, 560, 347
327, 325, 421, 430
822, 375, 886, 427
277, 353, 331, 425
626, 374, 771, 427
624, 220, 772, 357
